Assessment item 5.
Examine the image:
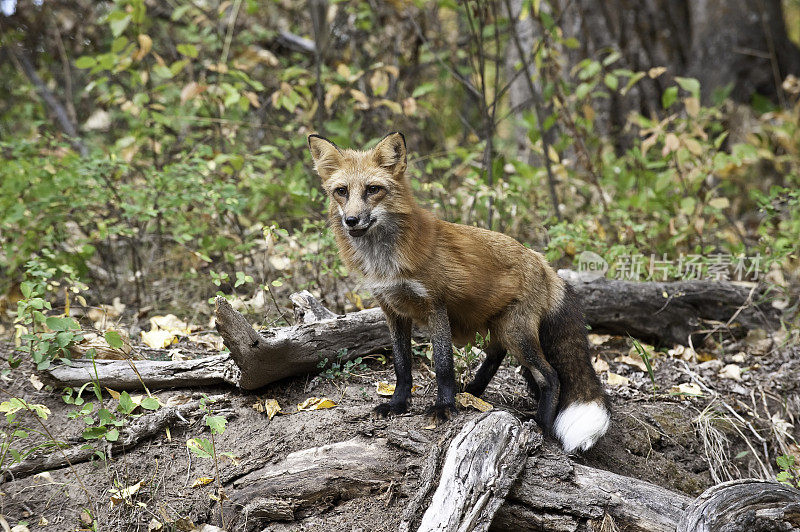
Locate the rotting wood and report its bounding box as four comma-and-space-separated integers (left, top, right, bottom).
676, 478, 800, 532
0, 396, 231, 483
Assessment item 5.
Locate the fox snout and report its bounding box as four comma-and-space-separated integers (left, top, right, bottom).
341, 210, 374, 237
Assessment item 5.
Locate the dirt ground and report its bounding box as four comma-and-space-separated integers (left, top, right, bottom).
0, 323, 798, 531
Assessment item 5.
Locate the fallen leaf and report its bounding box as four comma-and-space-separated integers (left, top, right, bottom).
592, 357, 609, 373
616, 354, 649, 372
668, 345, 697, 361
265, 399, 282, 420
606, 372, 629, 386
718, 364, 742, 381
588, 334, 611, 346
191, 477, 214, 488
456, 392, 493, 412
251, 401, 264, 413
29, 374, 44, 391
375, 382, 418, 396
141, 329, 177, 349
110, 480, 144, 506
670, 382, 703, 396
296, 397, 336, 411
147, 518, 162, 531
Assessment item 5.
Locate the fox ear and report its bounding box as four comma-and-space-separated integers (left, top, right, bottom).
372, 132, 406, 176
308, 134, 343, 181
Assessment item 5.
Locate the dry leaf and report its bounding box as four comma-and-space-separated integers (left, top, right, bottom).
110, 480, 144, 506
105, 387, 121, 400
141, 329, 177, 349
296, 397, 336, 411
648, 66, 667, 78
616, 354, 649, 372
718, 364, 742, 381
265, 399, 282, 420
662, 133, 680, 156
588, 334, 611, 346
134, 34, 153, 61
29, 374, 44, 391
671, 382, 703, 396
191, 477, 214, 488
592, 357, 609, 373
375, 382, 418, 396
668, 344, 697, 361
147, 518, 163, 531
606, 372, 629, 386
456, 392, 493, 412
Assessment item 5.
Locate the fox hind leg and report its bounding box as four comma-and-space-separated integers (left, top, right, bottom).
463, 340, 506, 397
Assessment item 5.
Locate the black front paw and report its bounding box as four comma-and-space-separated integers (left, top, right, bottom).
424, 403, 458, 424
373, 400, 409, 417
462, 381, 486, 397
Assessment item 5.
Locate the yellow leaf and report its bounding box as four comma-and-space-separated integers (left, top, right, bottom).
378, 99, 402, 114
265, 399, 282, 420
670, 382, 703, 396
376, 381, 395, 397
709, 197, 730, 209
402, 97, 417, 116
615, 354, 649, 372
648, 66, 667, 78
641, 133, 658, 157
244, 91, 260, 108
109, 479, 144, 506
325, 84, 344, 109
297, 397, 337, 411
350, 89, 369, 107
369, 70, 389, 97
135, 34, 153, 61
336, 63, 351, 79
684, 96, 700, 118
141, 329, 176, 349
191, 477, 214, 488
718, 364, 742, 381
588, 334, 611, 346
180, 82, 205, 104
662, 133, 680, 156
606, 372, 629, 386
592, 357, 609, 373
456, 392, 493, 412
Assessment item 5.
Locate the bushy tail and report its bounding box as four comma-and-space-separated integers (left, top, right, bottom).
539, 283, 610, 453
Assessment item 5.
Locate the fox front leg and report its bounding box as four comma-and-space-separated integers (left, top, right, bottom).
426, 302, 458, 422
374, 312, 413, 416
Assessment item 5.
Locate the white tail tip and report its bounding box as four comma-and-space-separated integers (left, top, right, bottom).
554, 401, 610, 453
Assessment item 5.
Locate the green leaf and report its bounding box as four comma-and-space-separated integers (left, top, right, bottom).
206, 415, 227, 435
105, 428, 120, 442
675, 76, 700, 99
118, 391, 136, 415
105, 330, 124, 349
98, 408, 115, 426
187, 437, 214, 459
662, 86, 678, 109
604, 73, 618, 91
83, 426, 108, 440
75, 56, 97, 69
108, 12, 131, 37
177, 44, 199, 58
140, 397, 160, 411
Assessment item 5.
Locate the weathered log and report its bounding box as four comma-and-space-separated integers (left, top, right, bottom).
560, 271, 779, 346
229, 436, 406, 528
677, 479, 800, 532
42, 353, 240, 390
0, 396, 230, 483
223, 411, 731, 532
402, 411, 539, 532
214, 294, 400, 390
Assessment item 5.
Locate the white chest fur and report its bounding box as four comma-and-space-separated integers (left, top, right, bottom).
367, 278, 429, 300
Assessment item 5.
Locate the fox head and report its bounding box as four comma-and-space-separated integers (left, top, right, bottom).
307, 132, 414, 239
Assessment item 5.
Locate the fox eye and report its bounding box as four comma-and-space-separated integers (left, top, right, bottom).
333, 186, 347, 197
366, 185, 383, 195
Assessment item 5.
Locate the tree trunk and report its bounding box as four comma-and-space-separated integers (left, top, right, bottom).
551, 0, 800, 136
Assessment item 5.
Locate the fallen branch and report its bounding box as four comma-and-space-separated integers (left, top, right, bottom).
42, 353, 239, 390
1, 396, 229, 482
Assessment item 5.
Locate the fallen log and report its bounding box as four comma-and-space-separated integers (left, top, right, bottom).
42, 353, 240, 390
677, 478, 800, 531
0, 395, 231, 483
224, 411, 789, 532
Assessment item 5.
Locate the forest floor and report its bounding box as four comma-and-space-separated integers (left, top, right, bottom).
0, 319, 798, 531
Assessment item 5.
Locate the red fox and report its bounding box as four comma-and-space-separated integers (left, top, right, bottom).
307, 132, 610, 452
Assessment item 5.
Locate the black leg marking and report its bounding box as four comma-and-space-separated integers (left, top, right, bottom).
518, 337, 560, 435
425, 302, 457, 423
463, 341, 506, 397
374, 312, 413, 417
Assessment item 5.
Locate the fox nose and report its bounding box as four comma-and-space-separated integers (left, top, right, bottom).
344, 216, 359, 227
